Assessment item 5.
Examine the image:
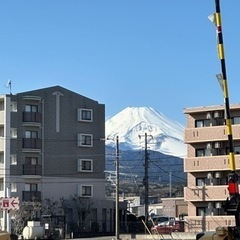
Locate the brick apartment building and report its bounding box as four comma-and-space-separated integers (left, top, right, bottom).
0, 86, 119, 234
184, 104, 240, 232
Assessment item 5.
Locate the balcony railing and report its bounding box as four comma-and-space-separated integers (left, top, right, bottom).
22, 138, 42, 149
184, 185, 228, 201
22, 112, 42, 123
22, 191, 41, 202
22, 164, 42, 175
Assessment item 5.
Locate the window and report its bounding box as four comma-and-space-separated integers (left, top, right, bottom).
0, 101, 4, 111
10, 155, 17, 165
196, 148, 212, 157
78, 159, 93, 172
10, 101, 17, 112
10, 183, 17, 192
0, 178, 3, 191
10, 128, 17, 138
25, 183, 38, 191
196, 178, 205, 187
79, 185, 92, 197
0, 127, 3, 137
196, 207, 211, 216
0, 152, 3, 164
25, 104, 38, 112
25, 157, 38, 165
195, 119, 210, 128
77, 108, 93, 122
232, 117, 240, 125
77, 134, 93, 147
25, 130, 38, 138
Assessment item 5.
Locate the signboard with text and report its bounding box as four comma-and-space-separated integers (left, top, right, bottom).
0, 197, 20, 210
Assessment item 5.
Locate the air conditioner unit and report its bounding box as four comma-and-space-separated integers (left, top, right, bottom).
208, 202, 213, 209
214, 111, 222, 118
214, 142, 222, 149
215, 172, 222, 179
207, 172, 213, 179
215, 202, 222, 209
206, 143, 212, 149
206, 112, 212, 119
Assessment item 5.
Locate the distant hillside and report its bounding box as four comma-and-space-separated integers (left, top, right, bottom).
105, 146, 186, 185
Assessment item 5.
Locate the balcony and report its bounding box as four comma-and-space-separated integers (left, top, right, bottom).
22, 164, 42, 177
184, 155, 230, 172
22, 138, 42, 152
185, 125, 240, 143
22, 191, 41, 202
184, 185, 229, 202
22, 112, 42, 126
186, 215, 235, 232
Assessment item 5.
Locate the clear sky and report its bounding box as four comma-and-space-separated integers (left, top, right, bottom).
0, 0, 240, 125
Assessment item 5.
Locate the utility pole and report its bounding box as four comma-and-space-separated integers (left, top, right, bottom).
139, 133, 152, 226
115, 136, 120, 240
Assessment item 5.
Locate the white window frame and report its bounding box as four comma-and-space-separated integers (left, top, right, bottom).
10, 101, 17, 112
78, 185, 93, 197
78, 159, 93, 172
77, 134, 93, 147
10, 128, 17, 138
77, 108, 93, 122
10, 183, 17, 192
10, 154, 17, 165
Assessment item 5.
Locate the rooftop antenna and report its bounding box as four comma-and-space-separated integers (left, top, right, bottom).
4, 79, 12, 95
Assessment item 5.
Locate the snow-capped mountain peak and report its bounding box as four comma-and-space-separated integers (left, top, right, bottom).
105, 107, 186, 157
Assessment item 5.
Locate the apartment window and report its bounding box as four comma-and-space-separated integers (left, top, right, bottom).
25, 157, 38, 165
77, 134, 93, 147
234, 146, 240, 154
79, 185, 92, 197
196, 149, 204, 157
25, 183, 38, 191
196, 148, 212, 157
0, 152, 3, 164
0, 127, 3, 137
10, 101, 17, 112
10, 183, 17, 192
25, 130, 38, 139
77, 108, 93, 122
10, 128, 17, 138
195, 119, 210, 128
25, 104, 38, 112
0, 178, 3, 191
232, 117, 240, 125
78, 159, 93, 172
196, 178, 205, 187
10, 155, 17, 165
0, 101, 4, 111
196, 207, 211, 216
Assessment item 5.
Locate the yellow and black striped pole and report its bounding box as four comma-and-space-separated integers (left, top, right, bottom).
213, 0, 240, 225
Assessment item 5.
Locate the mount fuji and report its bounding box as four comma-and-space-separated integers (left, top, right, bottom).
105, 107, 186, 158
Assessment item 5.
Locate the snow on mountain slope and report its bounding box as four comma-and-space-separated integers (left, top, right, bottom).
105, 107, 187, 157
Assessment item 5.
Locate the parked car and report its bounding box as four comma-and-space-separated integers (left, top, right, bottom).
151, 220, 185, 234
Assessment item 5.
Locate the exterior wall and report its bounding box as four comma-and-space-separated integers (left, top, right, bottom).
161, 198, 187, 218
184, 104, 240, 232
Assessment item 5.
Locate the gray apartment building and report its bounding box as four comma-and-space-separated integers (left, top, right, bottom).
0, 86, 117, 234
184, 104, 240, 232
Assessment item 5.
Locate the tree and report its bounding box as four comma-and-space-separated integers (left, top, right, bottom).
10, 198, 41, 235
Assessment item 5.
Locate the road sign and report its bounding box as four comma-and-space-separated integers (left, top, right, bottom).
0, 197, 20, 210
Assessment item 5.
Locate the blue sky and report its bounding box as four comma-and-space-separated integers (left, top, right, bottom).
0, 1, 240, 125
